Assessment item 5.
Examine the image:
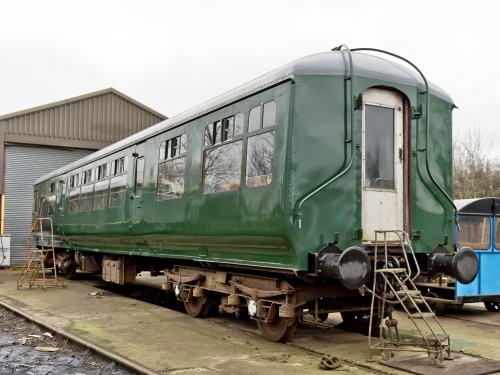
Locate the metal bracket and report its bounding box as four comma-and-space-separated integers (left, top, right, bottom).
412, 104, 423, 119
354, 93, 363, 111
352, 228, 363, 240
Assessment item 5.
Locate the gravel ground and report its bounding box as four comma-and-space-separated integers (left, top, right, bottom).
0, 306, 138, 375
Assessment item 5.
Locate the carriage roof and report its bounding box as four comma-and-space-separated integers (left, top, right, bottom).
36, 50, 453, 184
456, 198, 500, 215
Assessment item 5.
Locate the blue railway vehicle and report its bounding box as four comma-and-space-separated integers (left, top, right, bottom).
416, 198, 500, 313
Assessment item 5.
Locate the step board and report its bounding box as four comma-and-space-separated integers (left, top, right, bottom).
395, 290, 421, 296
376, 268, 407, 274
422, 333, 449, 345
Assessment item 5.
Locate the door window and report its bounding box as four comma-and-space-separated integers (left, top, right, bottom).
135, 157, 145, 197
364, 105, 395, 190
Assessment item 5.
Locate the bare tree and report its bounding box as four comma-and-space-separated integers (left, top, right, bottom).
453, 126, 500, 199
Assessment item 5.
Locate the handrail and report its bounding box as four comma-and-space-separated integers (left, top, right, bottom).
351, 47, 458, 229
293, 44, 355, 228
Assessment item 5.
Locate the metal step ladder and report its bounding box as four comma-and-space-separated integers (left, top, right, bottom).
17, 218, 66, 291
367, 230, 451, 366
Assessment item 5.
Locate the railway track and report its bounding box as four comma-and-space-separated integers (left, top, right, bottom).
0, 299, 149, 375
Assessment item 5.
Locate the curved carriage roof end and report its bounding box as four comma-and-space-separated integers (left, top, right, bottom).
36, 50, 453, 185
455, 198, 500, 215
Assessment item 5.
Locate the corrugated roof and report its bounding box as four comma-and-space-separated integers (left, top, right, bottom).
0, 88, 167, 147
0, 88, 166, 121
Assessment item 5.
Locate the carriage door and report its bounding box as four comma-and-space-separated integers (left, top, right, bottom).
131, 142, 146, 226
362, 88, 404, 241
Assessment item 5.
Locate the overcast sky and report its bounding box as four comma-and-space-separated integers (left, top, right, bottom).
1, 1, 499, 154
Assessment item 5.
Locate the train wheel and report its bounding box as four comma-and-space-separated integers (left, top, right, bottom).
484, 301, 500, 312
425, 292, 445, 316
184, 297, 211, 318
256, 317, 297, 342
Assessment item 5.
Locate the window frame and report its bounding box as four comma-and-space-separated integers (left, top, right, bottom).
202, 101, 278, 195
156, 133, 188, 201
458, 214, 491, 250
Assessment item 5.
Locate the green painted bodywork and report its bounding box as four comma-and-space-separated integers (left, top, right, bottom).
34, 53, 455, 275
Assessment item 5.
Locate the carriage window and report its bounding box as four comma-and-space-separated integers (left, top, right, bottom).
180, 134, 187, 154
79, 184, 94, 212
495, 219, 500, 250
246, 132, 275, 187
47, 195, 56, 215
43, 199, 49, 216
83, 169, 93, 184
214, 121, 222, 144
135, 157, 145, 197
161, 135, 187, 160
235, 113, 244, 136
248, 106, 261, 132
93, 180, 109, 210
69, 173, 80, 213
205, 124, 213, 146
222, 116, 234, 142
203, 141, 242, 194
170, 137, 179, 158
111, 157, 127, 175
50, 182, 56, 194
458, 215, 490, 250
97, 163, 108, 181
69, 188, 80, 213
70, 174, 80, 188
157, 157, 185, 200
109, 175, 127, 208
160, 141, 167, 158
37, 196, 44, 217
262, 101, 276, 128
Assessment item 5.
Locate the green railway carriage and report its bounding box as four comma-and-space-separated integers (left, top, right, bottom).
33, 45, 477, 341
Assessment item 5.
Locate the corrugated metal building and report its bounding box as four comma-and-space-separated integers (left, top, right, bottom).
0, 88, 166, 266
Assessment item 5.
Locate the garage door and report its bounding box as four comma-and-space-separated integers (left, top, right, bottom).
4, 144, 93, 266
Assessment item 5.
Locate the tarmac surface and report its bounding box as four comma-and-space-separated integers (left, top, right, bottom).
1, 268, 500, 375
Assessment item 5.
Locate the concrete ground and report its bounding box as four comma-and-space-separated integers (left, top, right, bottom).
1, 268, 500, 375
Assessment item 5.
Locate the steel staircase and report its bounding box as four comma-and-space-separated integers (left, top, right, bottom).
367, 230, 451, 366
17, 218, 66, 291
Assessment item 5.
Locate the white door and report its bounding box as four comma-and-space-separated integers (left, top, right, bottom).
362, 88, 404, 242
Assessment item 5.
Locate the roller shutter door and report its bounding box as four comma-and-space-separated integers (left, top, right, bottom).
4, 144, 93, 266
